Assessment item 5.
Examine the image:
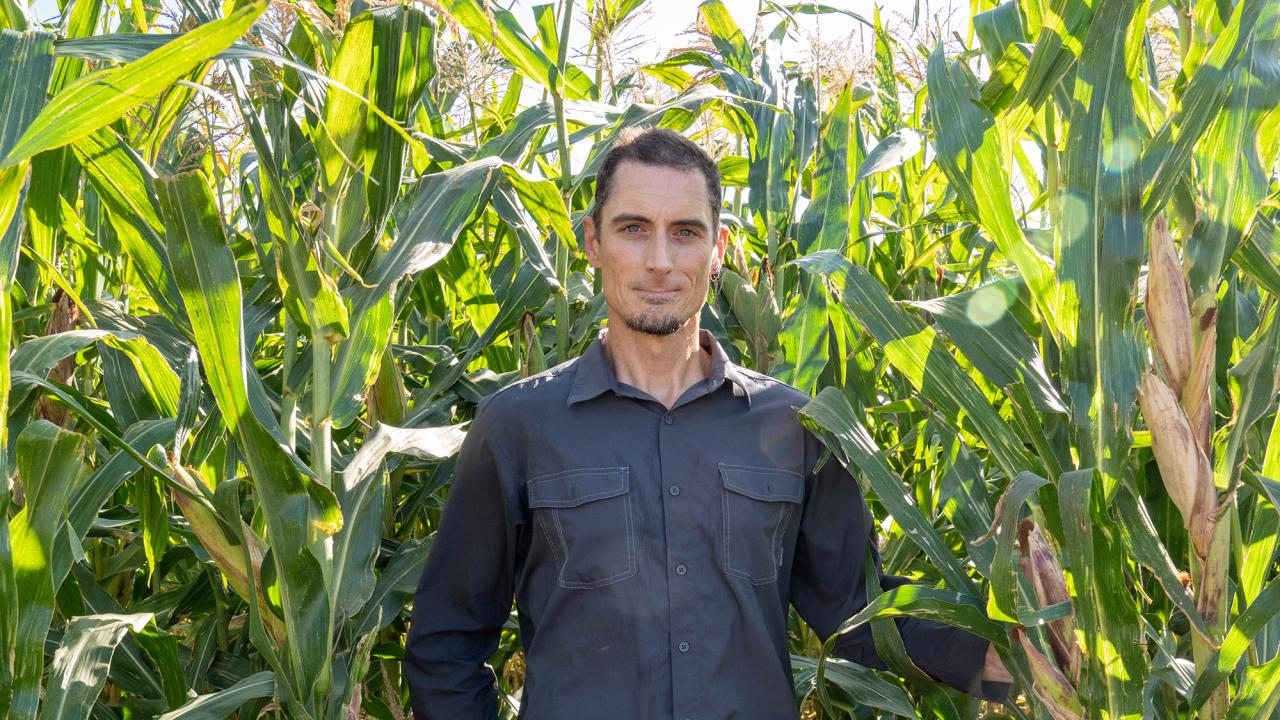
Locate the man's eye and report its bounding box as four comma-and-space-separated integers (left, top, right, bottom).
622, 223, 643, 233
675, 228, 696, 237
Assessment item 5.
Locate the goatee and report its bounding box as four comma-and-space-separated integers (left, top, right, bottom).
624, 313, 682, 336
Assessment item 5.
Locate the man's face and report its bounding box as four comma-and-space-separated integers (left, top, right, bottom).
584, 161, 728, 337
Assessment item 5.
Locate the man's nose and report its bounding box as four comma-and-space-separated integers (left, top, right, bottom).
645, 235, 673, 273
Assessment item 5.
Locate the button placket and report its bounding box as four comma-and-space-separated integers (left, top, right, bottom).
659, 406, 700, 717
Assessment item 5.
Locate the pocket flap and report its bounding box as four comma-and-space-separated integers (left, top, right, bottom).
719, 464, 805, 503
527, 467, 629, 508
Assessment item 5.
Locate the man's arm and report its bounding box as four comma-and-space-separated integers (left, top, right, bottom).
790, 446, 1011, 701
406, 397, 521, 720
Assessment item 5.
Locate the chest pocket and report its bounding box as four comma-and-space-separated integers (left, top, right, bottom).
720, 464, 805, 584
527, 467, 636, 589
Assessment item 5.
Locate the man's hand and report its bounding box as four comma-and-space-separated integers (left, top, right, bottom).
983, 643, 1014, 683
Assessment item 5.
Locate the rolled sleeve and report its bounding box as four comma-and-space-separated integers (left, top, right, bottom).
790, 442, 1007, 701
406, 396, 521, 720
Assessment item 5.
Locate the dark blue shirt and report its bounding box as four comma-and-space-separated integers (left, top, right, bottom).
406, 328, 1004, 719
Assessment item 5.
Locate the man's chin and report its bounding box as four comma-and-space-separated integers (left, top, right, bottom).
623, 313, 683, 336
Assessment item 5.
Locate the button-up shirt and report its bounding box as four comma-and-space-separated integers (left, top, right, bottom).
407, 328, 1004, 719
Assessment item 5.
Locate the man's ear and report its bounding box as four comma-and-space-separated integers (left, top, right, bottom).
584, 215, 600, 268
712, 223, 729, 274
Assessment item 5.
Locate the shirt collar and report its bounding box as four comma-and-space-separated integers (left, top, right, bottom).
567, 327, 752, 407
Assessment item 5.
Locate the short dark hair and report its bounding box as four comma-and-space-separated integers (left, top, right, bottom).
591, 127, 722, 233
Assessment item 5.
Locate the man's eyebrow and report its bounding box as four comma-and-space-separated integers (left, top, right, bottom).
608, 213, 652, 225
607, 213, 709, 232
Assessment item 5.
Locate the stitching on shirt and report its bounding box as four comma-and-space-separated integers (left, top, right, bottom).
550, 508, 570, 585
552, 469, 636, 590
529, 466, 630, 482
537, 509, 564, 571
721, 464, 789, 585
718, 463, 805, 479
772, 502, 795, 570
723, 493, 779, 585
562, 489, 638, 589
527, 468, 629, 508
720, 464, 806, 503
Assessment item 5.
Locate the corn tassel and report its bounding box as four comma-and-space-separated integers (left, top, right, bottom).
1146, 215, 1194, 397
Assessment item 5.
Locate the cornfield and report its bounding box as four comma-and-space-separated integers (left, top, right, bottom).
0, 0, 1277, 716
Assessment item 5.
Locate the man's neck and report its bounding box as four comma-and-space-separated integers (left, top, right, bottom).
601, 316, 713, 410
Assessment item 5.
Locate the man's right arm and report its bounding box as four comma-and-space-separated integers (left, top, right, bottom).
406, 397, 521, 720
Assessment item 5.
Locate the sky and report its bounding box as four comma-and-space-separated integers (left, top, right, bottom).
506, 0, 972, 72
28, 0, 970, 56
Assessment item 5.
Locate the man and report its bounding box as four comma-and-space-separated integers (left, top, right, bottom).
406, 128, 1012, 719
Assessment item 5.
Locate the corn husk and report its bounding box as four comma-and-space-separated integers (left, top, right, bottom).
1019, 520, 1081, 683
1146, 215, 1194, 397
1137, 370, 1217, 557
1181, 307, 1217, 454
1015, 627, 1085, 720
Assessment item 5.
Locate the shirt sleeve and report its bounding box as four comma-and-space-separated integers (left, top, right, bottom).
789, 441, 1010, 702
406, 396, 522, 720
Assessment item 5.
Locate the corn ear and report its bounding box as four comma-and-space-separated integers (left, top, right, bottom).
1014, 627, 1085, 720
1137, 370, 1217, 557
1181, 307, 1217, 453
165, 456, 283, 639
1146, 215, 1194, 397
1018, 520, 1081, 683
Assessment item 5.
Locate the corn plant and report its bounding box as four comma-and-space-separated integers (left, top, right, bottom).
0, 0, 1277, 717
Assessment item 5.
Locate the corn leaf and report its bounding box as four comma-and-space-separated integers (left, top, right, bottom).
1234, 214, 1280, 297
157, 671, 276, 720
0, 29, 54, 160
834, 585, 1006, 646
797, 82, 853, 255
907, 278, 1066, 414
1139, 0, 1276, 223
158, 170, 339, 704
440, 0, 594, 99
317, 11, 372, 187
1227, 654, 1280, 719
1191, 576, 1280, 708
71, 129, 185, 323
0, 1, 266, 168
798, 387, 979, 597
1055, 0, 1144, 499
40, 613, 153, 720
791, 654, 916, 718
796, 251, 1033, 481
8, 421, 88, 720
926, 42, 1058, 334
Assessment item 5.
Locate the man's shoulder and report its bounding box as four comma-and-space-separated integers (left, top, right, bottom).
731, 363, 814, 405
725, 363, 821, 420
478, 356, 580, 415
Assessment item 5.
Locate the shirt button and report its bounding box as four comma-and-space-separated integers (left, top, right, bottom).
675, 563, 687, 575
663, 415, 673, 425
678, 641, 690, 653
669, 485, 681, 496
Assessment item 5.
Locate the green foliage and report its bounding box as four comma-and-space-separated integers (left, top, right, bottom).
0, 0, 1277, 717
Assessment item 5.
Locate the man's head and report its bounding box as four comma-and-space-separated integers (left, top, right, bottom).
584, 128, 728, 338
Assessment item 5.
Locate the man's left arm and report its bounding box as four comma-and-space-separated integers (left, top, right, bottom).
789, 446, 1012, 701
